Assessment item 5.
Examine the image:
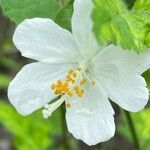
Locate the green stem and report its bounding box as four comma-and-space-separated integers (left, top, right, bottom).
124, 111, 140, 150
61, 103, 70, 150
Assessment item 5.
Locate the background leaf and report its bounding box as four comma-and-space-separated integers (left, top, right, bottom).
55, 0, 73, 31
142, 70, 150, 89
0, 0, 73, 30
118, 109, 150, 150
134, 0, 150, 10
0, 74, 10, 89
92, 0, 150, 52
0, 101, 62, 150
0, 0, 60, 24
132, 0, 150, 47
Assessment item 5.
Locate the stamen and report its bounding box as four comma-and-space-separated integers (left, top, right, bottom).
83, 72, 96, 86
67, 91, 73, 97
68, 69, 74, 74
81, 89, 84, 94
71, 79, 75, 84
50, 67, 96, 99
77, 67, 82, 71
66, 102, 71, 108
92, 80, 96, 85
73, 72, 77, 78
57, 79, 62, 84
66, 74, 71, 80
45, 66, 97, 118
51, 84, 56, 90
80, 78, 87, 85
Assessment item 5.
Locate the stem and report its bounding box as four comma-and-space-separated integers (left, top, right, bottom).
61, 103, 70, 150
124, 111, 140, 150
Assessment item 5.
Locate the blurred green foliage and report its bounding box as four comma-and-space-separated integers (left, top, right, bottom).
134, 0, 150, 10
122, 0, 136, 9
0, 74, 10, 88
133, 0, 150, 48
0, 0, 150, 150
0, 101, 62, 150
118, 109, 150, 150
0, 0, 73, 31
143, 70, 150, 89
92, 0, 150, 52
55, 0, 73, 31
0, 0, 60, 24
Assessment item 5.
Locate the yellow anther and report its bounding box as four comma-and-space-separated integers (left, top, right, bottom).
80, 89, 84, 94
69, 77, 73, 81
92, 80, 96, 85
67, 91, 73, 97
83, 78, 87, 83
51, 84, 56, 90
62, 84, 68, 92
66, 103, 71, 108
63, 86, 69, 92
57, 80, 62, 87
78, 67, 82, 71
75, 89, 80, 95
80, 78, 87, 85
54, 90, 61, 95
74, 86, 79, 91
68, 69, 74, 74
71, 79, 75, 84
64, 82, 68, 86
78, 93, 83, 97
74, 86, 77, 90
73, 72, 77, 78
66, 74, 71, 79
57, 85, 63, 92
57, 79, 62, 85
80, 81, 84, 85
50, 67, 90, 98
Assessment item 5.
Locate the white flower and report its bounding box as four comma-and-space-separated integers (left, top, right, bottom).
8, 0, 150, 146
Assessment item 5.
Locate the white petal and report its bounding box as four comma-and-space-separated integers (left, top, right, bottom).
91, 45, 150, 112
72, 0, 101, 60
8, 62, 73, 115
92, 45, 150, 74
66, 80, 115, 145
13, 18, 80, 64
107, 75, 149, 112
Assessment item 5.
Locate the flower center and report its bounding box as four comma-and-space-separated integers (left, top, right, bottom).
51, 66, 95, 98
42, 65, 95, 119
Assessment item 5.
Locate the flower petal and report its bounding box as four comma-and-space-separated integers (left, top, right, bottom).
8, 62, 73, 115
92, 45, 150, 74
66, 80, 115, 145
72, 0, 100, 60
107, 75, 149, 112
91, 45, 150, 112
13, 18, 80, 64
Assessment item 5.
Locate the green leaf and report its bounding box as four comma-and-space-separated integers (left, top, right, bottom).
0, 101, 62, 150
142, 70, 150, 89
0, 0, 60, 24
55, 0, 73, 31
122, 0, 136, 10
0, 0, 73, 30
133, 0, 150, 11
92, 0, 149, 52
132, 0, 150, 48
118, 109, 150, 150
0, 74, 10, 88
